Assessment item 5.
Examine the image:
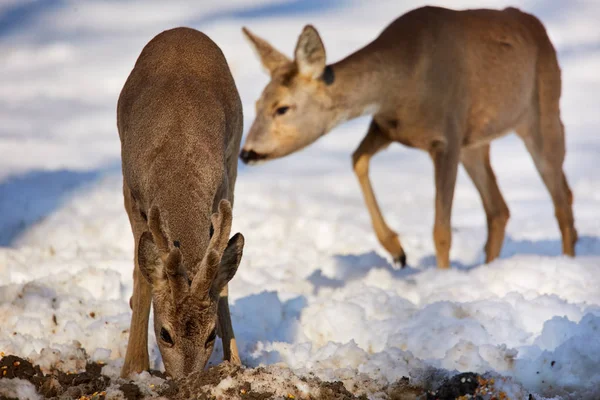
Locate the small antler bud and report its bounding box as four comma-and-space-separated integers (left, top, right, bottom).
191, 199, 233, 299
164, 248, 189, 299
192, 249, 220, 299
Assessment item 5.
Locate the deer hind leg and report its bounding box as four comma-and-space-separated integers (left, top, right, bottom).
352, 120, 406, 266
429, 136, 461, 269
121, 185, 152, 378
217, 283, 241, 365
517, 117, 577, 256
461, 144, 510, 263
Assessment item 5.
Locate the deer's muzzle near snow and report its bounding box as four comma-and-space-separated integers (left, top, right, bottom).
117, 27, 244, 378
240, 6, 577, 268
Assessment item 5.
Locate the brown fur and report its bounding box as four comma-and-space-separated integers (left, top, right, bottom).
240, 6, 577, 268
118, 27, 244, 378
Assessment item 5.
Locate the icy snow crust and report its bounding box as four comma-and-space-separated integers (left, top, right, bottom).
1, 0, 600, 399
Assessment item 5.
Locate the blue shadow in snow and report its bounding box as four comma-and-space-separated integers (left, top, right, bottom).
0, 0, 63, 37
0, 0, 344, 38
190, 0, 343, 26
307, 251, 420, 293
0, 167, 115, 246
501, 235, 600, 258
416, 254, 473, 270
307, 235, 600, 287
208, 291, 308, 367
231, 291, 306, 343
416, 234, 600, 270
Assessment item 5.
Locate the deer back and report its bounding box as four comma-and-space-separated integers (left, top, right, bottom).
118, 27, 243, 272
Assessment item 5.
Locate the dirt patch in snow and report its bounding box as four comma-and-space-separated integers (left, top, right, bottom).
0, 353, 524, 399
0, 354, 110, 398
0, 354, 174, 399
173, 363, 392, 399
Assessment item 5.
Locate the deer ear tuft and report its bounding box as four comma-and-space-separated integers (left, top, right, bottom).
294, 25, 326, 79
243, 27, 291, 76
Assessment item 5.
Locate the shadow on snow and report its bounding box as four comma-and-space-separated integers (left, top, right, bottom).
0, 167, 118, 247
308, 234, 600, 292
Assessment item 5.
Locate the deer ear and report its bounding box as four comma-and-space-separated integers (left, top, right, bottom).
294, 25, 326, 79
210, 233, 244, 299
148, 206, 170, 253
137, 231, 162, 284
242, 27, 291, 76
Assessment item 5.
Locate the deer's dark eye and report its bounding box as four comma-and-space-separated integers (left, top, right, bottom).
205, 328, 217, 348
160, 327, 174, 346
275, 106, 290, 116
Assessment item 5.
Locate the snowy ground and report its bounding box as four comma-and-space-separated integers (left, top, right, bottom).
1, 0, 600, 399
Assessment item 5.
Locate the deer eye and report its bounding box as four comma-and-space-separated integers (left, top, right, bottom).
205, 328, 217, 348
160, 327, 174, 346
275, 106, 290, 116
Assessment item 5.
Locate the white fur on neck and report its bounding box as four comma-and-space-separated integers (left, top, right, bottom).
361, 103, 380, 117
328, 103, 380, 132
329, 110, 351, 130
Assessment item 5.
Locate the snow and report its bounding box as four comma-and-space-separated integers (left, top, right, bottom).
0, 378, 41, 400
1, 0, 600, 399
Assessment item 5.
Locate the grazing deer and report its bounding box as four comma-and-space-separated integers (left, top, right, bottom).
117, 27, 244, 377
239, 6, 577, 268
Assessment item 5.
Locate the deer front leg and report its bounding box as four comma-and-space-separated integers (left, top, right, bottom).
217, 283, 241, 365
429, 139, 460, 269
121, 253, 152, 377
121, 185, 152, 378
352, 121, 406, 266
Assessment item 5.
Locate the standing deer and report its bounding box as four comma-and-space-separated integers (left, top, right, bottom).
239, 6, 577, 269
118, 27, 244, 377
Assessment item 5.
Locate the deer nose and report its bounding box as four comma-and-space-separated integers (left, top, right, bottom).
239, 149, 264, 164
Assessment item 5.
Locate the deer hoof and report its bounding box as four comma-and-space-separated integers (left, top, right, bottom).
393, 252, 407, 268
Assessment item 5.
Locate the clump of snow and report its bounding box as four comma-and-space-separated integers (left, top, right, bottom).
1, 0, 600, 399
213, 365, 318, 399
179, 363, 376, 400
515, 313, 600, 398
34, 343, 88, 374
0, 378, 41, 400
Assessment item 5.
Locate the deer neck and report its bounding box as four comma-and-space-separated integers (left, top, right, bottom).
326, 48, 389, 129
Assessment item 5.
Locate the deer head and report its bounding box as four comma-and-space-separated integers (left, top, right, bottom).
137, 199, 243, 376
240, 25, 342, 164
